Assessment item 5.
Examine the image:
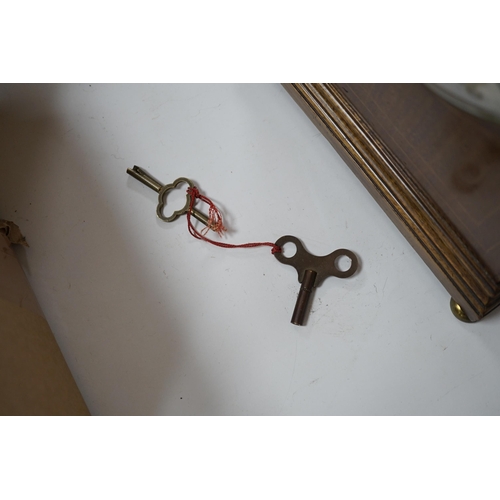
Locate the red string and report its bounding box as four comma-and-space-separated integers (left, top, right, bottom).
186, 186, 281, 254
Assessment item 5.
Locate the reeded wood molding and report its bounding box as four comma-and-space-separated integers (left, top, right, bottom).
284, 83, 500, 321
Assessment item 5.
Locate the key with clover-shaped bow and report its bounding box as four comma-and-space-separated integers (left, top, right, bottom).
126, 166, 212, 227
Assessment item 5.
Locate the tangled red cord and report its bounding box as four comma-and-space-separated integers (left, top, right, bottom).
186, 186, 281, 254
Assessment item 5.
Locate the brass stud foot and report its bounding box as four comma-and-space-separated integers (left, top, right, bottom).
450, 298, 472, 323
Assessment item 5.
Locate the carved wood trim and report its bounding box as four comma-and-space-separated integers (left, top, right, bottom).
284, 83, 500, 321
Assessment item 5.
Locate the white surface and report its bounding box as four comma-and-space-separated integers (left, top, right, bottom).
1, 83, 499, 415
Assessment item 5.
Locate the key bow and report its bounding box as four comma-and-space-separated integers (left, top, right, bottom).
273, 235, 358, 286
156, 176, 194, 222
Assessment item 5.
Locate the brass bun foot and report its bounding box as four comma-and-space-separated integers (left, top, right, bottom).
450, 298, 472, 323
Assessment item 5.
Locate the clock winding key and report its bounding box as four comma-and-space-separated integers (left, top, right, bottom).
126, 165, 211, 227
274, 235, 358, 326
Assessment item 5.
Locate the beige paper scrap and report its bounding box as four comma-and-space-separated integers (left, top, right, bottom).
0, 222, 89, 415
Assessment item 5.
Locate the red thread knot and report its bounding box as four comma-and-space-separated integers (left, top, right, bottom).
188, 186, 200, 199
185, 185, 280, 255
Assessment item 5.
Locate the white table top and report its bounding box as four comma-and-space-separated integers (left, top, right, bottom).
1, 83, 499, 415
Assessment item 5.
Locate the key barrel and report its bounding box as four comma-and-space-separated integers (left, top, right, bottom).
126, 166, 163, 192
291, 269, 317, 325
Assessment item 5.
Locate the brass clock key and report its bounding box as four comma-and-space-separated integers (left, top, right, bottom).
274, 235, 358, 325
126, 165, 211, 227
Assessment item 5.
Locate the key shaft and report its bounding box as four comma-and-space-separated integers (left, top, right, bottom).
291, 269, 317, 326
127, 166, 163, 192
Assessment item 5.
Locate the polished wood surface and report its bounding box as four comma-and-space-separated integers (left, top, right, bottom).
284, 83, 500, 321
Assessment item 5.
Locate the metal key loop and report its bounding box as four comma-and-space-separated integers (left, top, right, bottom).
274, 235, 358, 325
126, 166, 210, 226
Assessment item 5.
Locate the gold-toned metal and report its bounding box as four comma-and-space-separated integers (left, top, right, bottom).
274, 235, 358, 326
126, 166, 210, 228
156, 176, 195, 223
127, 165, 163, 193
450, 298, 472, 323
